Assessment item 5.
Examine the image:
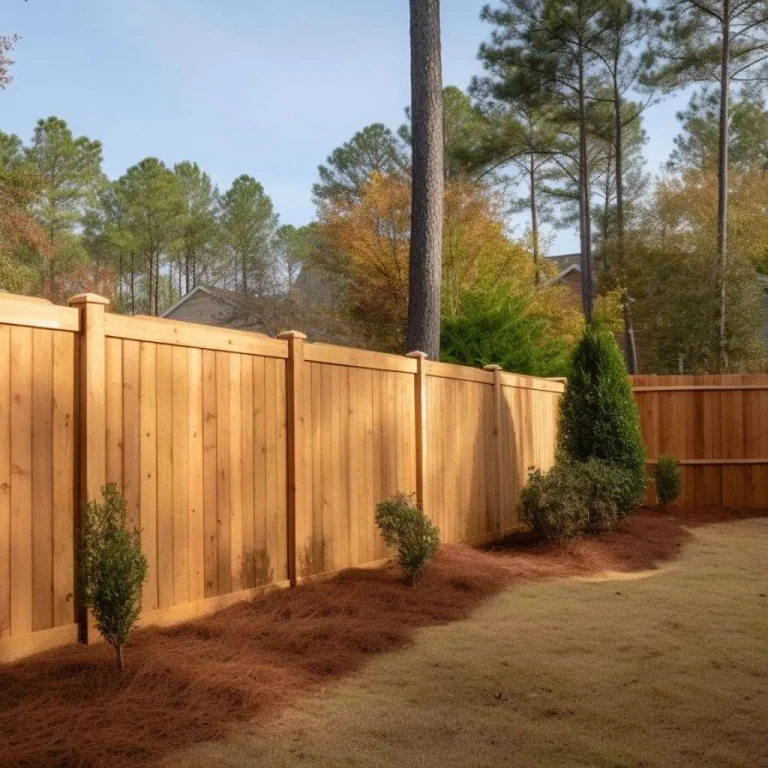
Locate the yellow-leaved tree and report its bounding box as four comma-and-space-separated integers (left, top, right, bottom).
316, 172, 582, 372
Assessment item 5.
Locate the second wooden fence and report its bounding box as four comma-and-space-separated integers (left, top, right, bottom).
631, 374, 768, 508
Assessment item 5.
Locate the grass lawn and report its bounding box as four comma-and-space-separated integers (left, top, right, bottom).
176, 514, 768, 768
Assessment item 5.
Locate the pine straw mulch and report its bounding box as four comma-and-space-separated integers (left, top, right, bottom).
0, 505, 763, 768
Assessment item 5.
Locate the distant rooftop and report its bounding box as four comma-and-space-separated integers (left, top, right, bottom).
545, 253, 582, 273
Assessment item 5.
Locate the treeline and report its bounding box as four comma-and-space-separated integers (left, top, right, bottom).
0, 115, 313, 315
4, 0, 768, 375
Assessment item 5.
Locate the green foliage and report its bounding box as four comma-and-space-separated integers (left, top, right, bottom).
25, 117, 104, 285
520, 464, 590, 542
654, 454, 682, 506
558, 325, 646, 504
669, 88, 768, 173
77, 484, 148, 669
313, 123, 407, 204
220, 174, 279, 295
520, 459, 638, 542
440, 284, 575, 377
375, 493, 439, 584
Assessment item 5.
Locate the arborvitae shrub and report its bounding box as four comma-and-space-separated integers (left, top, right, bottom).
558, 325, 646, 508
375, 493, 439, 584
654, 454, 682, 506
77, 484, 148, 670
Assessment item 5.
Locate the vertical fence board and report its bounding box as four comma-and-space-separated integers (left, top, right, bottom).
139, 342, 159, 612
201, 350, 218, 598
52, 332, 75, 628
10, 326, 33, 637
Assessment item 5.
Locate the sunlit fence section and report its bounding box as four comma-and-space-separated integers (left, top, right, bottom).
0, 291, 563, 662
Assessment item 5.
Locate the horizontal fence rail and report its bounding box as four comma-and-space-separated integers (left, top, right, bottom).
0, 291, 563, 662
631, 374, 768, 508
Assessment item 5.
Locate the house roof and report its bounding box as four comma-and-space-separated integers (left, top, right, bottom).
545, 253, 582, 273
160, 285, 239, 318
542, 254, 582, 287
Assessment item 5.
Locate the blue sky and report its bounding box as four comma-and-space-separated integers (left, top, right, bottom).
3, 0, 689, 252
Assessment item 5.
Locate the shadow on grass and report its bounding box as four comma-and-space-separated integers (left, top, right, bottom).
0, 506, 764, 768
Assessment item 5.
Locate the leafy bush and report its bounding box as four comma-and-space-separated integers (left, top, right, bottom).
580, 459, 639, 531
558, 325, 646, 506
654, 454, 682, 506
519, 464, 590, 542
520, 460, 639, 542
375, 493, 439, 584
77, 484, 148, 670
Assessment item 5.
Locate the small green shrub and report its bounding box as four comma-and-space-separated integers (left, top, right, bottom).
77, 484, 148, 670
580, 459, 639, 531
520, 460, 640, 542
654, 454, 682, 506
519, 464, 590, 542
558, 325, 646, 506
375, 493, 439, 584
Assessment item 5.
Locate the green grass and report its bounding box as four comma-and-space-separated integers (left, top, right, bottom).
173, 516, 768, 768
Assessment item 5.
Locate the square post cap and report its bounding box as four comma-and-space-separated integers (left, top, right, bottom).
277, 330, 307, 340
68, 293, 110, 307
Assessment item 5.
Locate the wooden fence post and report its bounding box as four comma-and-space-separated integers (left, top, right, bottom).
484, 364, 504, 537
406, 351, 428, 515
278, 330, 306, 587
68, 293, 109, 643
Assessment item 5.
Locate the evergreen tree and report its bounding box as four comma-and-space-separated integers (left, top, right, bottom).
313, 124, 408, 204
26, 117, 104, 292
557, 325, 646, 499
220, 174, 279, 295
669, 87, 768, 171
173, 161, 220, 294
114, 158, 183, 315
479, 0, 606, 321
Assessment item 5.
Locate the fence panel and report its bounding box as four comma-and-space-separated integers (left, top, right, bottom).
426, 363, 496, 544
103, 315, 290, 626
500, 374, 562, 530
0, 298, 80, 662
299, 345, 418, 578
631, 374, 768, 508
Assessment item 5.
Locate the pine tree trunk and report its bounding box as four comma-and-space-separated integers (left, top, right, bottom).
622, 293, 638, 375
578, 52, 593, 322
614, 72, 624, 247
717, 8, 730, 371
154, 253, 160, 316
406, 0, 444, 359
147, 253, 153, 316
130, 252, 135, 315
530, 156, 540, 285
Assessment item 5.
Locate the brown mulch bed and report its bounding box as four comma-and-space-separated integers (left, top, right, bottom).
0, 505, 763, 768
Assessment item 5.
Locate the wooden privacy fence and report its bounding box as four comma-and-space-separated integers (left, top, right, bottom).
0, 291, 563, 662
631, 374, 768, 508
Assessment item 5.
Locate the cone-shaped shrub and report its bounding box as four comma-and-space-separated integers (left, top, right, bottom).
558, 325, 646, 510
